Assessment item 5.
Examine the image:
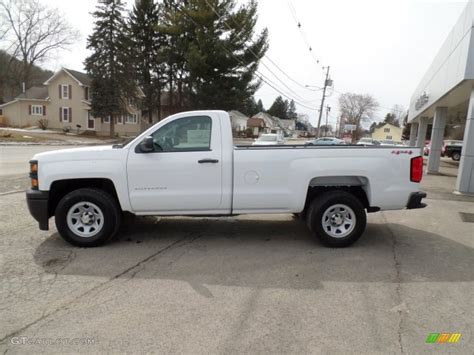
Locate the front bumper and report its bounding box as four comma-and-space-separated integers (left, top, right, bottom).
26, 189, 49, 230
406, 192, 427, 209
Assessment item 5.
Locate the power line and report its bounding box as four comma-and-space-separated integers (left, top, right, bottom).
262, 56, 322, 91
286, 0, 325, 71
169, 1, 319, 110
202, 0, 317, 103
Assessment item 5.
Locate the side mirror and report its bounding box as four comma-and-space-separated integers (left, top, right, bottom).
139, 136, 154, 153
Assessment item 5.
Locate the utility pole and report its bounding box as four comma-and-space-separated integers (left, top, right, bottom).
325, 105, 331, 136
317, 66, 331, 138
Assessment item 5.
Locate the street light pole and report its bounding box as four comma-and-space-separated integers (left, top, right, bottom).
317, 66, 330, 138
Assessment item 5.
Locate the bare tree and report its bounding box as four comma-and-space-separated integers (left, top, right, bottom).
0, 0, 79, 88
391, 104, 406, 125
338, 92, 379, 140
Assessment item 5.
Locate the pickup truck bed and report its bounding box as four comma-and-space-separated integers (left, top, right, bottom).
26, 110, 426, 248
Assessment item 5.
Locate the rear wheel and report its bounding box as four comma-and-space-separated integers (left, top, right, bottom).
55, 188, 121, 247
306, 190, 366, 247
452, 152, 461, 161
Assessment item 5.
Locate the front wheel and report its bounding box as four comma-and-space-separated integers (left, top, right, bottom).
55, 188, 121, 247
306, 191, 366, 247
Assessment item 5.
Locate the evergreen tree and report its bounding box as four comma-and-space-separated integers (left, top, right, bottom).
164, 0, 268, 111
287, 99, 297, 120
129, 0, 166, 123
85, 0, 136, 137
268, 96, 289, 119
401, 113, 411, 140
383, 113, 400, 127
256, 98, 264, 112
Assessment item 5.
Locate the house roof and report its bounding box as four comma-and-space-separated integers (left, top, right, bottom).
252, 112, 275, 127
16, 86, 49, 100
65, 68, 91, 86
0, 86, 49, 107
43, 67, 87, 86
228, 110, 249, 120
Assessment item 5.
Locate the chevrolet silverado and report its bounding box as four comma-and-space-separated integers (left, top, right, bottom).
26, 110, 426, 248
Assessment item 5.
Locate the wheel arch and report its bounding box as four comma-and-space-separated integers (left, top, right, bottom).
48, 178, 121, 217
304, 176, 373, 212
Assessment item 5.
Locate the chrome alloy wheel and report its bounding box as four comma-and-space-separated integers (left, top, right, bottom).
321, 204, 356, 238
66, 201, 104, 238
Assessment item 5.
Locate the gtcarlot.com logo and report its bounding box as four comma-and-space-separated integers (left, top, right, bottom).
10, 336, 95, 346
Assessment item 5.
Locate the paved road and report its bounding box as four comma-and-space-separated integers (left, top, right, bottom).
0, 146, 77, 194
1, 197, 473, 353
0, 145, 473, 353
0, 145, 77, 176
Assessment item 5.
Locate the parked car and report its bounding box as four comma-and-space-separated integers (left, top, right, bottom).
424, 141, 431, 156
305, 137, 344, 145
26, 110, 426, 248
356, 138, 381, 146
252, 133, 284, 145
444, 144, 463, 161
442, 140, 463, 157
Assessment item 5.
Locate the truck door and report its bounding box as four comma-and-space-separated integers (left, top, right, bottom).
127, 113, 223, 213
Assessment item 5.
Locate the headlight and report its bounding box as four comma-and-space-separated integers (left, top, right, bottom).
29, 160, 38, 190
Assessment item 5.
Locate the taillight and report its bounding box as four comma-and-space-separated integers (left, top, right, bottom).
410, 156, 423, 183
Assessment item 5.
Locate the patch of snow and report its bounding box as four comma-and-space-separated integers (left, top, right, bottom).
0, 127, 57, 133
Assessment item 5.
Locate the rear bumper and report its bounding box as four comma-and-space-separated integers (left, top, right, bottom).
26, 189, 49, 230
406, 192, 427, 209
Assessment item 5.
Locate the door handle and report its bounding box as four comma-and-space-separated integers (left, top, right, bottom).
198, 158, 219, 164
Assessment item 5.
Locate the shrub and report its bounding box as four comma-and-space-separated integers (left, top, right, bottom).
37, 118, 49, 130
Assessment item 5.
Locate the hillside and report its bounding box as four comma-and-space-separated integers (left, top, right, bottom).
0, 50, 54, 104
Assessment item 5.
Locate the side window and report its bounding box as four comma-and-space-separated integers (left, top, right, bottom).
150, 116, 212, 152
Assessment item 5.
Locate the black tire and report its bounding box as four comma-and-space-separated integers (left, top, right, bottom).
55, 188, 121, 247
306, 190, 366, 247
452, 152, 461, 161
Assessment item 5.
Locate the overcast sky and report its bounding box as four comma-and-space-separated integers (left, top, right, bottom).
39, 0, 470, 126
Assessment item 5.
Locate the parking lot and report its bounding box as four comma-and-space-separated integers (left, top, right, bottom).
0, 145, 473, 353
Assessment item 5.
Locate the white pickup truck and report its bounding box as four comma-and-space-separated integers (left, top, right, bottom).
26, 110, 426, 248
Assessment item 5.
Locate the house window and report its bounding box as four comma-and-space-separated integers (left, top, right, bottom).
0, 108, 2, 115
62, 85, 69, 99
87, 111, 95, 130
384, 127, 390, 133
62, 107, 70, 122
386, 135, 392, 140
103, 116, 110, 123
126, 113, 138, 124
128, 98, 135, 106
117, 115, 123, 124
31, 105, 43, 116
84, 86, 89, 101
